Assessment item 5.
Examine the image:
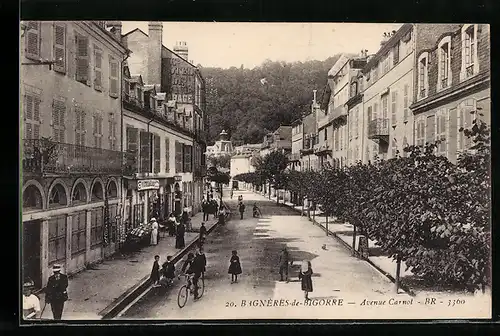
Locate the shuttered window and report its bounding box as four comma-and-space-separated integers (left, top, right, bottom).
93, 114, 103, 148
75, 106, 86, 146
373, 103, 378, 120
108, 117, 117, 150
52, 99, 66, 142
75, 34, 90, 85
175, 141, 183, 173
391, 91, 398, 125
139, 131, 151, 173
94, 46, 103, 91
71, 211, 86, 255
402, 136, 409, 157
24, 94, 41, 139
403, 84, 409, 121
435, 109, 448, 156
126, 127, 138, 173
165, 138, 170, 174
53, 23, 66, 73
415, 117, 425, 147
48, 216, 66, 263
90, 207, 104, 247
109, 56, 119, 98
25, 21, 40, 60
185, 145, 192, 173
153, 134, 161, 173
425, 115, 436, 145
458, 99, 476, 151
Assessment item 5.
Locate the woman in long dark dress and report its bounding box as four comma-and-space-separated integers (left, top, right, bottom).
299, 260, 313, 300
228, 250, 242, 283
218, 206, 226, 225
167, 213, 177, 237
175, 222, 186, 249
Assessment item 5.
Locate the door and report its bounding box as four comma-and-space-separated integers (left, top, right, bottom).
22, 220, 41, 289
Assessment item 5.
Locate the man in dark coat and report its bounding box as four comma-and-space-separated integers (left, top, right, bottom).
191, 250, 206, 299
239, 202, 246, 220
199, 222, 207, 247
278, 247, 290, 282
202, 199, 209, 221
175, 222, 186, 249
45, 264, 68, 320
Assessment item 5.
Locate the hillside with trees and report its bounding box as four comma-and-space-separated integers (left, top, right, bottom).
200, 55, 342, 145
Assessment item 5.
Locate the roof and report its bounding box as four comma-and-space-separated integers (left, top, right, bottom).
327, 53, 358, 77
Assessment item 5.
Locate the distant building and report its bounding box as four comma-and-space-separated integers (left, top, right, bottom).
300, 95, 319, 171
230, 144, 260, 178
288, 118, 303, 171
206, 130, 233, 157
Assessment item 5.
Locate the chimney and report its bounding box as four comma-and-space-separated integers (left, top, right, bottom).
313, 90, 317, 105
106, 21, 122, 43
173, 41, 189, 61
147, 21, 163, 86
380, 32, 391, 48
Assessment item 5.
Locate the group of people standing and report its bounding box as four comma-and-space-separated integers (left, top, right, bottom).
148, 208, 192, 250
279, 247, 314, 301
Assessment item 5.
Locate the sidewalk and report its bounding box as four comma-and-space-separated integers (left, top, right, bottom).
38, 210, 218, 320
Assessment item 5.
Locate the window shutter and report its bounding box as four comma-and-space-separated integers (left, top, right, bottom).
425, 115, 435, 144
94, 47, 103, 91
448, 108, 458, 158
33, 124, 40, 139
81, 110, 86, 145
25, 95, 34, 120
26, 123, 33, 139
109, 57, 118, 98
403, 84, 409, 120
391, 91, 397, 125
33, 97, 41, 121
126, 127, 138, 171
139, 131, 150, 173
154, 135, 161, 173
373, 103, 378, 119
53, 24, 66, 73
165, 138, 170, 173
76, 34, 89, 84
25, 21, 40, 59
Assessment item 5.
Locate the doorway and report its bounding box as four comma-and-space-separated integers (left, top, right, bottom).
22, 220, 41, 289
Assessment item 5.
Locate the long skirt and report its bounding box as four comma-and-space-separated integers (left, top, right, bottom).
301, 274, 313, 292
176, 234, 185, 248
150, 229, 158, 245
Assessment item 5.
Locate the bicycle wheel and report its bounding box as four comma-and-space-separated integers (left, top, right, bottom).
198, 278, 205, 298
177, 285, 189, 308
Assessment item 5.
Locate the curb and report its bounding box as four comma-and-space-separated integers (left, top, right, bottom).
249, 189, 416, 297
99, 204, 227, 320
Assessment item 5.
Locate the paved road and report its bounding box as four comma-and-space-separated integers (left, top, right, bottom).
120, 189, 416, 320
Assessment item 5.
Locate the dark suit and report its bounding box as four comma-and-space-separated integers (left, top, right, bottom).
45, 273, 68, 320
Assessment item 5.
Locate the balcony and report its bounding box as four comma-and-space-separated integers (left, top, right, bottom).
287, 152, 301, 162
317, 113, 330, 130
367, 118, 390, 140
314, 143, 332, 156
22, 139, 132, 176
328, 105, 347, 125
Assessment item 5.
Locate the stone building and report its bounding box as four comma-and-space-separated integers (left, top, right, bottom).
21, 21, 128, 288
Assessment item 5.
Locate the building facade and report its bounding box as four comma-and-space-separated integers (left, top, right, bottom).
409, 24, 490, 164
121, 22, 207, 218
21, 21, 128, 288
206, 130, 233, 158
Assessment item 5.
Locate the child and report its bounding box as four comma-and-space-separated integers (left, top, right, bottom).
150, 255, 160, 287
161, 255, 175, 286
228, 250, 242, 283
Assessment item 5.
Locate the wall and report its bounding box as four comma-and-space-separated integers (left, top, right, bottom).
124, 30, 149, 83
230, 156, 253, 177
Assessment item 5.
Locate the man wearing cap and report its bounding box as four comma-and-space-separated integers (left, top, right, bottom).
45, 264, 68, 320
23, 280, 41, 320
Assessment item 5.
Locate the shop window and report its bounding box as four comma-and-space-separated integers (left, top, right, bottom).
23, 184, 43, 210
72, 182, 87, 204
49, 183, 67, 208
90, 207, 103, 248
48, 216, 66, 264
71, 211, 86, 255
91, 181, 104, 201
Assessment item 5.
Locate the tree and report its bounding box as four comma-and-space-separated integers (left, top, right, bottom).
207, 166, 230, 199
260, 151, 289, 204
207, 153, 231, 170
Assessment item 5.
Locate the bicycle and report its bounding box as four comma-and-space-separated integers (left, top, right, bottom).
177, 273, 205, 308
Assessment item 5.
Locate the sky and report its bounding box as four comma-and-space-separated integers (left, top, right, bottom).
122, 22, 403, 69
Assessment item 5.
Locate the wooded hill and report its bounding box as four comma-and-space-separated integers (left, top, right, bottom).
200, 55, 342, 145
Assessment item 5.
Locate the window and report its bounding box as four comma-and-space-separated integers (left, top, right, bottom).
349, 114, 353, 140
75, 33, 90, 85
438, 37, 452, 90
373, 66, 379, 82
415, 117, 425, 146
373, 103, 378, 120
381, 94, 388, 119
23, 185, 43, 210
108, 116, 117, 150
25, 21, 41, 60
53, 23, 66, 73
139, 131, 151, 173
52, 99, 66, 142
393, 42, 400, 65
425, 115, 436, 145
350, 82, 358, 97
382, 55, 390, 74
94, 46, 103, 91
324, 128, 328, 141
90, 207, 103, 248
402, 136, 409, 158
334, 129, 339, 151
165, 138, 170, 173
93, 113, 103, 148
457, 99, 477, 151
418, 53, 429, 99
403, 84, 409, 121
75, 106, 86, 146
461, 24, 478, 80
391, 91, 398, 125
391, 139, 397, 157
355, 108, 359, 137
24, 94, 41, 139
367, 106, 372, 124
153, 134, 160, 173
175, 141, 183, 173
48, 216, 66, 263
109, 56, 119, 98
436, 109, 448, 156
126, 127, 138, 173
71, 211, 86, 255
184, 145, 192, 173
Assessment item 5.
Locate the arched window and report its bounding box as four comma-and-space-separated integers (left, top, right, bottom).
106, 180, 118, 198
49, 184, 67, 207
91, 181, 104, 202
72, 183, 87, 204
23, 185, 43, 210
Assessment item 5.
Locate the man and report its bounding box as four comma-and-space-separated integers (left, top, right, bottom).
239, 202, 246, 220
199, 222, 207, 247
182, 252, 204, 300
230, 189, 234, 199
198, 248, 207, 277
202, 198, 209, 221
22, 280, 41, 320
45, 264, 68, 320
279, 247, 290, 282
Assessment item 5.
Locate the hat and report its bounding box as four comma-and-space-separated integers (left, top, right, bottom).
150, 218, 157, 222
53, 264, 62, 272
23, 280, 35, 288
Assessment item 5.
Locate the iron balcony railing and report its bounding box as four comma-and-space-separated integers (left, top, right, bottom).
367, 118, 390, 139
22, 139, 134, 176
287, 152, 301, 162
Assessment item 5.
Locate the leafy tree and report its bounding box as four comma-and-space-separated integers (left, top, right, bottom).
207, 153, 231, 170
207, 166, 230, 198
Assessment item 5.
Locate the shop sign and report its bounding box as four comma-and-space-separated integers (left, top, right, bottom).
137, 179, 160, 191
174, 175, 182, 182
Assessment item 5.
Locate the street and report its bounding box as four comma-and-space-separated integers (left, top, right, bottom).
120, 189, 412, 320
